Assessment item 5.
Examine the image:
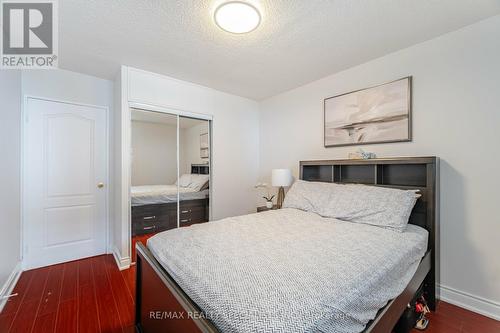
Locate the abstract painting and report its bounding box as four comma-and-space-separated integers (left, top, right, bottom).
324, 77, 412, 147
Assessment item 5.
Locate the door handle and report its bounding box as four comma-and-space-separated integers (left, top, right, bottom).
97, 182, 104, 188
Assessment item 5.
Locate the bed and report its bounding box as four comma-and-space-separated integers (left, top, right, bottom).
131, 164, 210, 236
135, 157, 439, 333
132, 185, 209, 206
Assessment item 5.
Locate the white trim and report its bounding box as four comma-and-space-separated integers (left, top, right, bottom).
176, 114, 180, 229
112, 245, 131, 271
20, 74, 25, 264
0, 262, 22, 313
208, 120, 213, 221
438, 284, 500, 321
129, 101, 213, 121
126, 66, 256, 103
21, 95, 110, 268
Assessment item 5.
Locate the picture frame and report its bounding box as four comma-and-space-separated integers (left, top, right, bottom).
200, 133, 209, 158
200, 133, 209, 149
324, 77, 412, 147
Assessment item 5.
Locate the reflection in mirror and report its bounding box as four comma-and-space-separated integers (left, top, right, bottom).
129, 109, 212, 263
130, 108, 178, 262
178, 116, 210, 228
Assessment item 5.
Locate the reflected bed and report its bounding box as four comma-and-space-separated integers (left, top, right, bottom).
132, 185, 209, 206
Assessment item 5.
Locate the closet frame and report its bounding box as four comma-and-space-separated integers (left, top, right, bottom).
128, 102, 213, 257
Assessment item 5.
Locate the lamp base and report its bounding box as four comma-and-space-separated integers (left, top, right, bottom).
276, 186, 285, 209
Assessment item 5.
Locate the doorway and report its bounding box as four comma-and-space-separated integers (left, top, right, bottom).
23, 97, 108, 269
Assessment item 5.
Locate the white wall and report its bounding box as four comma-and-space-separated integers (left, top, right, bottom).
131, 120, 209, 186
259, 16, 500, 319
0, 70, 22, 307
131, 121, 178, 185
22, 69, 114, 252
181, 122, 210, 173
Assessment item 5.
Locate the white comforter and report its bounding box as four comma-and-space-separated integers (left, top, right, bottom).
148, 208, 428, 333
131, 185, 208, 206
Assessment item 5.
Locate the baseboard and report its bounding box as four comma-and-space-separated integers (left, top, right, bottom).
0, 262, 22, 313
438, 284, 500, 321
112, 246, 131, 271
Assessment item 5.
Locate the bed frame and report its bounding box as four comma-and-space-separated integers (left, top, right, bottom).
135, 157, 439, 333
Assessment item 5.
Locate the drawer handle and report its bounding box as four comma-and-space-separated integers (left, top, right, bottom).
181, 210, 191, 213
143, 216, 156, 220
181, 219, 191, 223
143, 226, 156, 230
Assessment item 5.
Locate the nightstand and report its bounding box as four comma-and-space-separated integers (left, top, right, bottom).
257, 205, 278, 212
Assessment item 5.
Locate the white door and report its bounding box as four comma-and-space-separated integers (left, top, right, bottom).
24, 98, 107, 269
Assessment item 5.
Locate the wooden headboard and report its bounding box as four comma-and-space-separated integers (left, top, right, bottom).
191, 164, 209, 175
299, 157, 439, 306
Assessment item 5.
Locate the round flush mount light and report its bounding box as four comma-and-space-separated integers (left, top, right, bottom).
214, 1, 261, 34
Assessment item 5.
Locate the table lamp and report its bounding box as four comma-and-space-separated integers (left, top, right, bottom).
272, 169, 293, 209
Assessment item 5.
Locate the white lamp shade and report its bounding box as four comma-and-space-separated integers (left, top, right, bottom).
272, 169, 293, 187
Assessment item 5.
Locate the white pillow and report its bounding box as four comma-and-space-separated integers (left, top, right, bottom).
187, 174, 209, 191
176, 174, 192, 187
283, 180, 419, 232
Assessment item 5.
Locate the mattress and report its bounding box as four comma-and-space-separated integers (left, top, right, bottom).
147, 208, 428, 333
131, 185, 208, 206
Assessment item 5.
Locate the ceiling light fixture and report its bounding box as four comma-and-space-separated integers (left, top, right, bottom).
214, 1, 261, 34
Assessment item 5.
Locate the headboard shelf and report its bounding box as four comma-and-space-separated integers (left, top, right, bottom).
339, 164, 374, 184
191, 164, 209, 175
376, 164, 427, 187
302, 165, 334, 183
300, 157, 434, 186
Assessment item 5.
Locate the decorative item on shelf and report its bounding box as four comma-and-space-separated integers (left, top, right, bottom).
272, 169, 293, 209
262, 195, 275, 209
255, 182, 271, 207
348, 148, 377, 160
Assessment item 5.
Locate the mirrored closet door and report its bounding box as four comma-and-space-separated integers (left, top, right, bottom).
178, 116, 210, 227
130, 108, 211, 262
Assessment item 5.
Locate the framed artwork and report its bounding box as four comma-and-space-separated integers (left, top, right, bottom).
200, 133, 208, 148
324, 77, 412, 147
200, 133, 209, 159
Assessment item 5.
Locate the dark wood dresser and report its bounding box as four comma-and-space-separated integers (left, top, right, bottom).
132, 198, 209, 236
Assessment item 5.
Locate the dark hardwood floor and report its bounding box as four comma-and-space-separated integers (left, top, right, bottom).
410, 301, 500, 333
1, 254, 499, 333
0, 255, 136, 333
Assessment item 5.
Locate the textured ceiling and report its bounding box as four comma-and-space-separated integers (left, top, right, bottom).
59, 1, 500, 100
